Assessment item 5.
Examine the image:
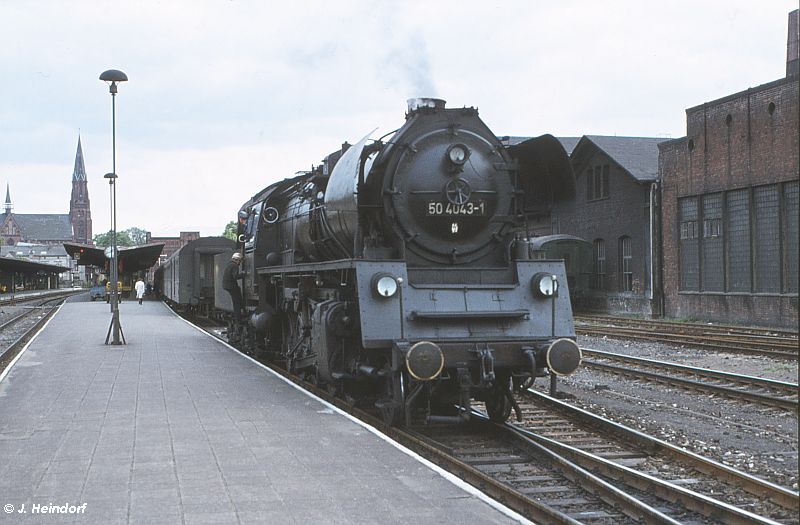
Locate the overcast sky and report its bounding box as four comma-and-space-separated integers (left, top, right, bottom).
0, 0, 797, 238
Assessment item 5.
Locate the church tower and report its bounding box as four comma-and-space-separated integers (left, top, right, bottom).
4, 183, 12, 215
69, 136, 92, 244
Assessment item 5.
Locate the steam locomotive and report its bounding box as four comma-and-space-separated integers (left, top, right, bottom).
220, 98, 580, 425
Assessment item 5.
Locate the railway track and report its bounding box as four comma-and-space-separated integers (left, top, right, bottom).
576, 315, 798, 341
512, 389, 798, 520
580, 348, 799, 411
0, 293, 74, 375
183, 312, 799, 524
575, 316, 798, 359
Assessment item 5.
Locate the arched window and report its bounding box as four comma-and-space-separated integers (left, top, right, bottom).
619, 236, 633, 292
592, 239, 605, 290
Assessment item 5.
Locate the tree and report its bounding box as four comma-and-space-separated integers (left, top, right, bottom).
94, 227, 150, 247
93, 230, 134, 247
223, 221, 237, 241
126, 227, 148, 245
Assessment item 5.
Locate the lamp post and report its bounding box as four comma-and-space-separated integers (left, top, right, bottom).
100, 69, 128, 345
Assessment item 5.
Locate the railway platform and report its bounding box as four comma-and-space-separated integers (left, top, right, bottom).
0, 296, 525, 524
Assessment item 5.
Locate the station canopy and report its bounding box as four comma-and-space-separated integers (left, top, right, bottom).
0, 257, 70, 275
64, 242, 165, 273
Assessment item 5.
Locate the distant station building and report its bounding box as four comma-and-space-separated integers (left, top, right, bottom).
2, 136, 93, 246
658, 10, 799, 328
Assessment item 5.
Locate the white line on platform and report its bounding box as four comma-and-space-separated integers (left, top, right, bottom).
164, 302, 533, 525
0, 301, 67, 384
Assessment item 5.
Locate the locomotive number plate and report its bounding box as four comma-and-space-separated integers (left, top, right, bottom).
426, 201, 486, 216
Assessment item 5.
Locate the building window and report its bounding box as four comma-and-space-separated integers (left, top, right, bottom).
784, 181, 798, 293
587, 165, 610, 201
701, 193, 724, 292
680, 221, 697, 239
726, 189, 751, 292
619, 236, 633, 292
753, 185, 781, 293
679, 197, 700, 291
703, 218, 722, 237
592, 239, 605, 290
683, 183, 797, 295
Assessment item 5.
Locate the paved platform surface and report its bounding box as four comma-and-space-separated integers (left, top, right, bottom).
0, 298, 524, 524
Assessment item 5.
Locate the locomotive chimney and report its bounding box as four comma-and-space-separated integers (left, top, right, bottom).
406, 97, 446, 117
787, 9, 799, 78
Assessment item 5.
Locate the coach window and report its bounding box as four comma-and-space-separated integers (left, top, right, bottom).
619, 236, 632, 292
592, 239, 605, 290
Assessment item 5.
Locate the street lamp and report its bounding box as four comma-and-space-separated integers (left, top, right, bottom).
100, 69, 128, 345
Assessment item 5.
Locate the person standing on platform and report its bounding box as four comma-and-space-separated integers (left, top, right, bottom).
135, 277, 146, 305
222, 253, 245, 334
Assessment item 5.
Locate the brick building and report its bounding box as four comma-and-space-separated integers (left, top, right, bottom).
551, 136, 664, 315
658, 10, 799, 328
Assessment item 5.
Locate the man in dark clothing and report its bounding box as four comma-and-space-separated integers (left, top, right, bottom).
222, 252, 245, 325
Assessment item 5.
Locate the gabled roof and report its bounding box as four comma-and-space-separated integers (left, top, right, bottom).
9, 214, 73, 241
575, 136, 665, 182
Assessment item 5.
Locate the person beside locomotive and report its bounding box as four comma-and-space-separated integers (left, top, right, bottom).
222, 252, 245, 339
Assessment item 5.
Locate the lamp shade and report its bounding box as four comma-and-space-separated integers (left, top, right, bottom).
99, 69, 128, 82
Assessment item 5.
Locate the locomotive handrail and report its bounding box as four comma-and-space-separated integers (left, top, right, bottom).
408, 309, 529, 320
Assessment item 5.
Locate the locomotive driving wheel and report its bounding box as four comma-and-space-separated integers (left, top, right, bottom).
376, 370, 405, 426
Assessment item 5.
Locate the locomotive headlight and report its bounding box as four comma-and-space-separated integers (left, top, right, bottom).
446, 144, 470, 165
372, 274, 399, 298
531, 273, 558, 297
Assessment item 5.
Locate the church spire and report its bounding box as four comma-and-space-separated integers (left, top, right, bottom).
4, 183, 12, 215
73, 135, 87, 181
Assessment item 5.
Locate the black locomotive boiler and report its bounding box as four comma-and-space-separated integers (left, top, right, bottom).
222, 98, 581, 425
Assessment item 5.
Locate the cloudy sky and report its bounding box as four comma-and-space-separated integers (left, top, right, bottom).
0, 0, 796, 238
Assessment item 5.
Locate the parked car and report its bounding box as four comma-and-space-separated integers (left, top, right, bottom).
89, 285, 106, 301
